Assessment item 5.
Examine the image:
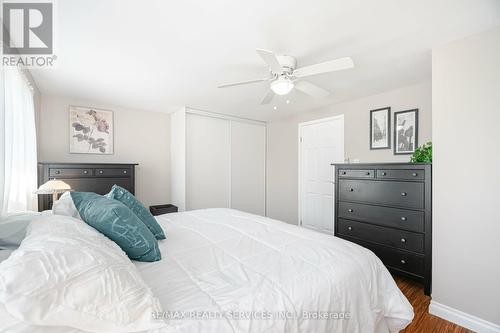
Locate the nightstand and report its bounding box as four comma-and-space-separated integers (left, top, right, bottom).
149, 204, 178, 216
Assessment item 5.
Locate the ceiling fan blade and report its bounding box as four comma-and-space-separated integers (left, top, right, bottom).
256, 49, 283, 74
217, 78, 268, 88
295, 80, 331, 98
294, 57, 354, 78
260, 90, 275, 105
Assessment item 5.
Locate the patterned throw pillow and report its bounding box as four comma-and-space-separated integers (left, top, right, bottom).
107, 185, 166, 240
71, 192, 161, 262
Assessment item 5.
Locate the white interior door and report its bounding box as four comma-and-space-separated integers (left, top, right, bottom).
299, 116, 344, 233
230, 121, 266, 215
186, 113, 231, 210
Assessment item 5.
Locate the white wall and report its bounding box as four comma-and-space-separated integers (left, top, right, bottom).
266, 82, 432, 224
38, 95, 170, 208
431, 26, 500, 329
170, 107, 186, 211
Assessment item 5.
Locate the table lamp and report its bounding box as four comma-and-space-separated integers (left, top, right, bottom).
35, 179, 72, 203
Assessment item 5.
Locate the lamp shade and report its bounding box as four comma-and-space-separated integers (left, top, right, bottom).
35, 180, 72, 194
270, 76, 294, 95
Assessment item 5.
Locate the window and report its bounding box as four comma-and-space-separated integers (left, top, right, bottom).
0, 68, 38, 215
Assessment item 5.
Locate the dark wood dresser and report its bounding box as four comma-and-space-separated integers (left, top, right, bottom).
38, 163, 137, 211
333, 163, 432, 295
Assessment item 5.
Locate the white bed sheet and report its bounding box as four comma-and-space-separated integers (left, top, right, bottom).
0, 208, 413, 333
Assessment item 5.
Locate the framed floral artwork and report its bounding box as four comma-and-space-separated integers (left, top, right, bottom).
370, 107, 391, 149
394, 109, 418, 155
69, 106, 114, 154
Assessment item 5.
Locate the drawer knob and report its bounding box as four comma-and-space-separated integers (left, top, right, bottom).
365, 172, 370, 175
342, 171, 346, 175
381, 172, 386, 176
401, 192, 407, 196
55, 170, 60, 174
83, 170, 88, 174
412, 172, 418, 177
123, 170, 127, 174
347, 226, 353, 231
99, 170, 103, 174
349, 188, 354, 192
400, 259, 406, 264
348, 209, 354, 213
401, 238, 406, 243
401, 217, 407, 221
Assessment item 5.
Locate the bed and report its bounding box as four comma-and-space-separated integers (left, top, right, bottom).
0, 208, 413, 332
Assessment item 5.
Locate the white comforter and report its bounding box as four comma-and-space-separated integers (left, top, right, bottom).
0, 208, 413, 333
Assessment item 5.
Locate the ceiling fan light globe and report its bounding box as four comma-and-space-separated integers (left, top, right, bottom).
270, 77, 294, 95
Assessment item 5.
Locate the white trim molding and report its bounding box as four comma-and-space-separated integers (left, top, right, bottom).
429, 301, 500, 333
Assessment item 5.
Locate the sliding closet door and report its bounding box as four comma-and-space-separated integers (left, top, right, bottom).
230, 121, 266, 215
186, 113, 230, 210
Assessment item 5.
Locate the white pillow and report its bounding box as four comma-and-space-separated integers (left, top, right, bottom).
0, 214, 167, 333
52, 191, 81, 219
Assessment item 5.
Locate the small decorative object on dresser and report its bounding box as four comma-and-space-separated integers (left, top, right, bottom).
370, 107, 391, 149
411, 141, 432, 163
333, 162, 432, 295
149, 204, 178, 216
394, 109, 418, 155
69, 106, 114, 154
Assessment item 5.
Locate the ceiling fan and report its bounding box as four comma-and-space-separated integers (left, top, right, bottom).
217, 49, 354, 105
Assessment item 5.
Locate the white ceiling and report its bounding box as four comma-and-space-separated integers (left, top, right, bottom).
31, 0, 500, 121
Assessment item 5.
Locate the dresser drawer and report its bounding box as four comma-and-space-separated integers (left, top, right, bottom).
338, 179, 424, 210
338, 169, 375, 179
60, 178, 132, 195
49, 168, 93, 177
377, 169, 424, 181
337, 219, 424, 253
95, 168, 131, 177
341, 236, 425, 276
338, 202, 424, 232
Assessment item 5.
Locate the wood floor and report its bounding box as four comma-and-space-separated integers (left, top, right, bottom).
395, 276, 473, 333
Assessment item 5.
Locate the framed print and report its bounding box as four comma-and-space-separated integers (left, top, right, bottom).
370, 107, 391, 149
394, 109, 418, 155
69, 106, 114, 154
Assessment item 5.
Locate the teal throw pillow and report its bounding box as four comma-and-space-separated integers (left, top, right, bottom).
106, 185, 165, 240
70, 192, 161, 262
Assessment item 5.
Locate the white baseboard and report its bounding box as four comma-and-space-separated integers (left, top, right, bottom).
429, 301, 500, 333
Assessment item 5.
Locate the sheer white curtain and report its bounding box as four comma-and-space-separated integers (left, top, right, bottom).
0, 68, 38, 215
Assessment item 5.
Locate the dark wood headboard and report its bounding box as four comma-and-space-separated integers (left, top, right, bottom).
37, 162, 138, 211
